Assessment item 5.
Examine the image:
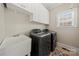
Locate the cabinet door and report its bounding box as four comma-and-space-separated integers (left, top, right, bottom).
13, 3, 32, 13
43, 9, 49, 24
30, 4, 39, 22
31, 3, 49, 24
38, 4, 49, 24
20, 3, 33, 13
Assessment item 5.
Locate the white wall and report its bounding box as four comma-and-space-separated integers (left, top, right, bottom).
49, 3, 79, 48
0, 5, 5, 43
0, 4, 46, 41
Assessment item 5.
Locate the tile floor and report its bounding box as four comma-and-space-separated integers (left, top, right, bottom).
50, 47, 77, 56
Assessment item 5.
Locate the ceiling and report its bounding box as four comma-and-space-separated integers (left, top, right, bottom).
42, 3, 62, 10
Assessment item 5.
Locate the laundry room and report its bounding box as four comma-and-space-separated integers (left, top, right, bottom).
0, 3, 79, 56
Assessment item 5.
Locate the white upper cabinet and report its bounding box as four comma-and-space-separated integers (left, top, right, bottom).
12, 3, 49, 24
13, 3, 32, 13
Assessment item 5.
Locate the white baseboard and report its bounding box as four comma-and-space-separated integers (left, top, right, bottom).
57, 42, 79, 53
